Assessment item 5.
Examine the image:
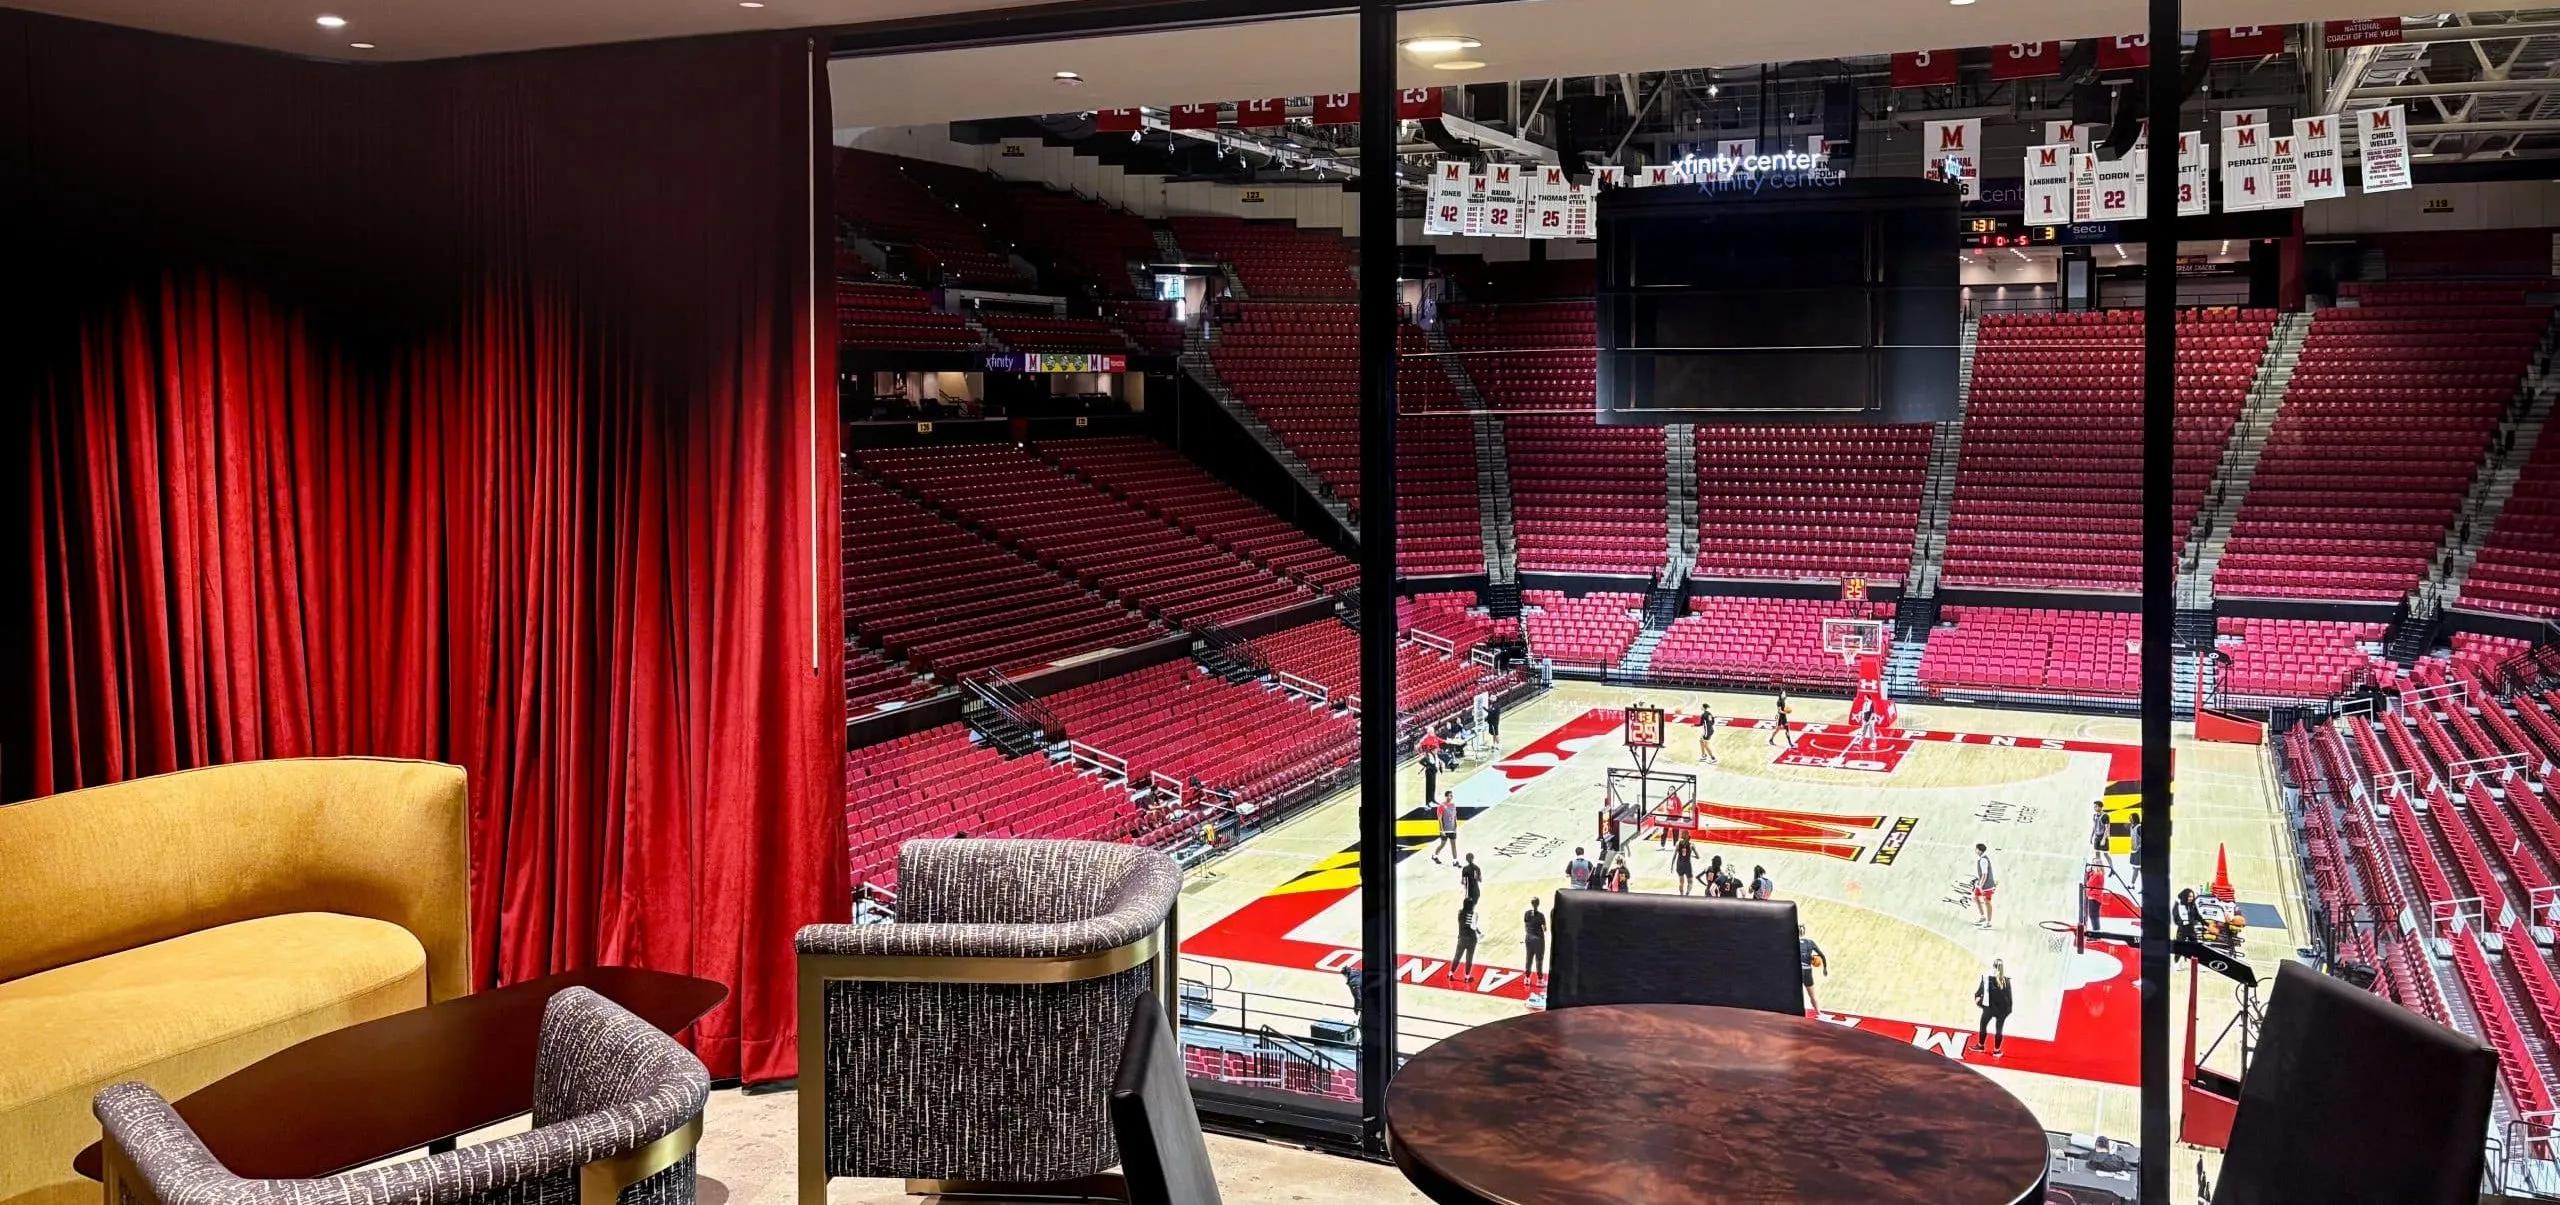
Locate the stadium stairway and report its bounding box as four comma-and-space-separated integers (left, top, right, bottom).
1883, 635, 1925, 699
1424, 322, 1489, 410
2182, 310, 2307, 608
1149, 223, 1187, 264
1613, 628, 1667, 680
1663, 425, 1700, 576
1906, 315, 1974, 597
2428, 365, 2560, 615
1178, 322, 1357, 538
1474, 415, 1518, 581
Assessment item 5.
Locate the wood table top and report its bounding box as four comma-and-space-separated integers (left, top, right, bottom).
74, 965, 725, 1182
1384, 1003, 2050, 1205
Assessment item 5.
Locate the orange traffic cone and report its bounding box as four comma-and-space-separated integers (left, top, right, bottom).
2212, 844, 2237, 903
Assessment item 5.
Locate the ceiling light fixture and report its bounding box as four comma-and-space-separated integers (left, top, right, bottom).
1400, 36, 1481, 54
315, 14, 347, 27
1433, 60, 1487, 71
348, 40, 374, 48
1949, 0, 1976, 6
1707, 84, 1720, 97
1054, 70, 1082, 83
738, 2, 765, 7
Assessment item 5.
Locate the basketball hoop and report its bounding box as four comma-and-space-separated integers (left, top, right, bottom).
1624, 703, 1665, 776
1821, 618, 1886, 665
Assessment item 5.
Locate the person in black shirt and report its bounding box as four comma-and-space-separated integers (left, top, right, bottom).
1798, 925, 1829, 1012
1702, 855, 1727, 898
2174, 887, 2204, 944
1673, 836, 1697, 895
1973, 960, 2015, 1055
1770, 688, 1795, 748
1451, 898, 1481, 984
1522, 897, 1547, 986
1459, 852, 1483, 905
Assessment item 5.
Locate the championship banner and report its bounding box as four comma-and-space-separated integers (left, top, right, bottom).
1890, 49, 1959, 89
1991, 42, 2060, 81
2045, 120, 2094, 150
1094, 108, 1143, 133
1484, 162, 1523, 202
2220, 109, 2272, 211
1397, 88, 1444, 120
2024, 144, 2074, 223
2324, 17, 2403, 48
2070, 151, 2100, 222
2361, 104, 2413, 193
2264, 132, 2304, 209
2092, 149, 2139, 220
2128, 129, 2150, 220
1923, 118, 1982, 200
2177, 131, 2212, 216
988, 353, 1127, 373
1233, 98, 1286, 128
1313, 92, 1358, 124
2295, 115, 2347, 200
1168, 103, 1218, 130
2213, 26, 2287, 59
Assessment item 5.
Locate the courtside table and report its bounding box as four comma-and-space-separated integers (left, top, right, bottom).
1384, 1003, 2049, 1205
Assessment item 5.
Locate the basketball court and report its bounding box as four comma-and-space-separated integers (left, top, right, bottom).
1175, 664, 2299, 1138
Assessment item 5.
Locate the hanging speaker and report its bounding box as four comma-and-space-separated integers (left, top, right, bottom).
1821, 82, 1858, 147
1552, 94, 1612, 185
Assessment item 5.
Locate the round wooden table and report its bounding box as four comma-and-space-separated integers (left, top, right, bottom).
1384, 1004, 2049, 1205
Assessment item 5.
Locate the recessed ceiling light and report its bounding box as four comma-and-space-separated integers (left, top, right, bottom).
1401, 36, 1481, 54
315, 14, 347, 27
1949, 0, 1976, 6
1054, 70, 1081, 81
738, 1, 764, 6
348, 40, 374, 48
1433, 60, 1487, 71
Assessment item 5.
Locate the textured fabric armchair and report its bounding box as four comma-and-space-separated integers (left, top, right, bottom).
93, 987, 708, 1205
796, 839, 1182, 1201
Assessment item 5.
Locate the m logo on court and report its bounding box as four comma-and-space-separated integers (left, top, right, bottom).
1682, 802, 1893, 862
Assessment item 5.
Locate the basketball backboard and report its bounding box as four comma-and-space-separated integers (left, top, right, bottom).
1821, 617, 1887, 663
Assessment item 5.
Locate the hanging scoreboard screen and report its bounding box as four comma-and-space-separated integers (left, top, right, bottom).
1596, 177, 1962, 426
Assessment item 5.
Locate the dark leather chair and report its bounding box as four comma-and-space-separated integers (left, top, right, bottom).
2212, 960, 2496, 1205
1546, 891, 1801, 1014
1110, 994, 1223, 1205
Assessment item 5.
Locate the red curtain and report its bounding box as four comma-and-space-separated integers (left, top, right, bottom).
3, 15, 843, 1082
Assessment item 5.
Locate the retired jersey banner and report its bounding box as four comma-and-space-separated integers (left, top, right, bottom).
1531, 165, 1573, 198
2361, 104, 2413, 192
1712, 138, 1756, 180
1431, 160, 1469, 204
1923, 118, 1982, 200
2024, 144, 2074, 223
2214, 25, 2287, 58
2220, 109, 2272, 211
1637, 162, 1689, 188
1233, 98, 1286, 128
1169, 103, 1218, 130
2092, 151, 2140, 220
2045, 120, 2094, 150
2177, 131, 2212, 216
1313, 92, 1358, 124
1469, 200, 1523, 238
1890, 49, 1959, 88
1992, 42, 2061, 81
1397, 88, 1444, 120
2265, 133, 2305, 208
2096, 33, 2151, 73
1484, 162, 1523, 201
2294, 115, 2347, 200
1424, 197, 1464, 236
1094, 108, 1143, 133
1592, 164, 1626, 189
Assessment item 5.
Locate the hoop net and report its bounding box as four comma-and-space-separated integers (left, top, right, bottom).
1822, 618, 1887, 667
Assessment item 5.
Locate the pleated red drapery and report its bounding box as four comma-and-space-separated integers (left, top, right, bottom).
0, 16, 844, 1082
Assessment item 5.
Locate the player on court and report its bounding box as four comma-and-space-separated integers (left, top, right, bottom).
1798, 925, 1829, 1012
1430, 790, 1459, 864
1697, 701, 1719, 765
1851, 697, 1882, 752
1972, 843, 1998, 928
1768, 688, 1795, 748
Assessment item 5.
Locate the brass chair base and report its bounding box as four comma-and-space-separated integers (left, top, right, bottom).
903, 1173, 1128, 1201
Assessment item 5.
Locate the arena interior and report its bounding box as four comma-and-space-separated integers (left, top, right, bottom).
831, 14, 2560, 1198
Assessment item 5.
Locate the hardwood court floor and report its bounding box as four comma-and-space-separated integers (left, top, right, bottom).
1177, 681, 2304, 1149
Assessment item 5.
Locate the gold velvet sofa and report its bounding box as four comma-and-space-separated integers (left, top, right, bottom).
0, 758, 470, 1205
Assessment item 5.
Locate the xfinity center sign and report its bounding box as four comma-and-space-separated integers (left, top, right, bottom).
1660, 148, 1845, 193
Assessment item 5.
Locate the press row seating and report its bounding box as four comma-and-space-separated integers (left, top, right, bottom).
1649, 597, 1895, 688
1033, 436, 1359, 592
842, 471, 1161, 678
2463, 425, 2560, 618
846, 723, 1182, 890
1943, 307, 2275, 591
1507, 415, 1667, 576
1171, 217, 1357, 298
2217, 300, 2545, 601
856, 443, 1313, 626
1692, 425, 1929, 582
1521, 591, 1643, 668
1917, 607, 2139, 697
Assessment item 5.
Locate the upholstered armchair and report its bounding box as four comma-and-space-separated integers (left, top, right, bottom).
796, 839, 1182, 1201
93, 988, 708, 1205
